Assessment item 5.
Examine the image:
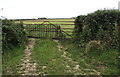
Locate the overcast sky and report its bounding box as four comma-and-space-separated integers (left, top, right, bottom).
0, 0, 119, 19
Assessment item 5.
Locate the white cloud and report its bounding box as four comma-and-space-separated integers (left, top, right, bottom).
0, 0, 119, 19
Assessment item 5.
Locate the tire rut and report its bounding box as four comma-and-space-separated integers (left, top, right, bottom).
53, 39, 100, 75
18, 38, 38, 75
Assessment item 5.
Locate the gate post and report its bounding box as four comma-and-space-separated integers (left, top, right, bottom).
56, 25, 61, 40
56, 25, 59, 39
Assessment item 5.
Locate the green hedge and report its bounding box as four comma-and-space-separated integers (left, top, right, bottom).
74, 9, 120, 49
2, 19, 27, 53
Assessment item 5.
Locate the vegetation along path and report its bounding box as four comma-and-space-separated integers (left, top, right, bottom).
16, 38, 101, 75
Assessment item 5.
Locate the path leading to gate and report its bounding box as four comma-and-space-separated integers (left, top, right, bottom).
17, 39, 100, 75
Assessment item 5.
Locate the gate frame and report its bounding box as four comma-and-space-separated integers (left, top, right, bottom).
24, 21, 61, 39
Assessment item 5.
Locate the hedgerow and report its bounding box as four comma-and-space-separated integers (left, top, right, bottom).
2, 19, 27, 53
74, 9, 120, 50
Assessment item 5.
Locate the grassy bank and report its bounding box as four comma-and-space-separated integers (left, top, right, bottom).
2, 45, 25, 75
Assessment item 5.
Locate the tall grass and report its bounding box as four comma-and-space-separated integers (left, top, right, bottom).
2, 45, 25, 75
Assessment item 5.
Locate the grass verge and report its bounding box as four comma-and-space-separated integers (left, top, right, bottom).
2, 45, 25, 75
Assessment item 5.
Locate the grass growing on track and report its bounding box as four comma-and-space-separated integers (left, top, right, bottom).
2, 45, 25, 75
31, 39, 74, 75
60, 40, 119, 75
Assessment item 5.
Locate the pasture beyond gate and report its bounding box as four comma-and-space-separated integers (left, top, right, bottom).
23, 20, 75, 39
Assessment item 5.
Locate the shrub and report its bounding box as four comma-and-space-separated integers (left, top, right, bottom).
74, 9, 120, 49
2, 19, 27, 53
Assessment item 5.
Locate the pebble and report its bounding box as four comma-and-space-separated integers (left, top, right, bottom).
74, 65, 80, 70
66, 65, 70, 68
42, 66, 46, 69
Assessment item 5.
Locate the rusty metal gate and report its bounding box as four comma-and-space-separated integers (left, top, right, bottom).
24, 21, 63, 39
23, 21, 73, 39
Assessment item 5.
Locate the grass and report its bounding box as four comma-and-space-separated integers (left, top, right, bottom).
31, 39, 76, 75
2, 45, 25, 75
94, 49, 119, 75
31, 39, 60, 74
23, 19, 75, 22
60, 40, 119, 75
24, 22, 74, 25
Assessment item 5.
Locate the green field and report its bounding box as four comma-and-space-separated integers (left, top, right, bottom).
23, 19, 75, 22
23, 19, 75, 28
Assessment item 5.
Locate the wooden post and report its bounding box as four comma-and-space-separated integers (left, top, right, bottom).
38, 24, 40, 38
45, 22, 47, 38
56, 25, 60, 39
41, 24, 43, 38
28, 24, 30, 36
50, 25, 51, 38
60, 25, 62, 40
58, 25, 61, 40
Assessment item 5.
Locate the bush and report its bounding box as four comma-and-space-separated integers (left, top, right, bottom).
74, 9, 120, 49
2, 19, 27, 53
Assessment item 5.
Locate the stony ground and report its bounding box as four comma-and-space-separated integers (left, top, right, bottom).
18, 38, 38, 75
